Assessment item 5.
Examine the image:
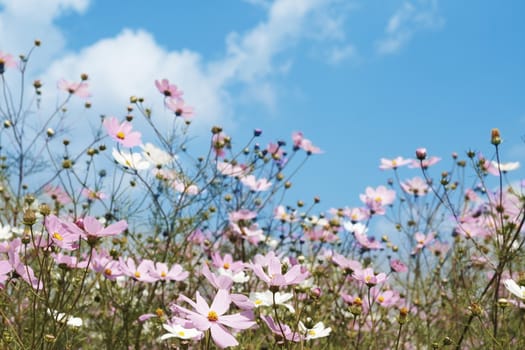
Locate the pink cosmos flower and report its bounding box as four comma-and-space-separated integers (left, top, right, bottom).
212, 132, 230, 157
274, 205, 298, 222
343, 207, 370, 222
401, 177, 429, 197
428, 241, 451, 257
0, 51, 17, 72
119, 257, 156, 283
202, 264, 234, 290
44, 184, 71, 205
103, 116, 142, 147
379, 157, 412, 170
7, 239, 42, 289
370, 287, 401, 309
291, 131, 322, 154
332, 252, 362, 273
88, 249, 123, 280
352, 267, 387, 286
57, 79, 90, 98
228, 209, 257, 223
267, 142, 285, 160
217, 161, 249, 177
149, 262, 188, 282
251, 256, 309, 287
305, 228, 338, 243
411, 232, 435, 255
201, 265, 255, 310
354, 230, 383, 250
165, 97, 194, 120
360, 186, 396, 215
81, 188, 107, 201
155, 79, 183, 99
175, 289, 256, 348
212, 253, 245, 273
44, 215, 80, 251
261, 315, 303, 343
240, 175, 272, 192
0, 260, 11, 288
52, 253, 87, 269
64, 216, 127, 241
390, 259, 408, 273
409, 151, 441, 169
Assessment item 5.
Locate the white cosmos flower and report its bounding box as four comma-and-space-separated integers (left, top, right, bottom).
141, 143, 174, 166
217, 161, 249, 177
503, 279, 525, 299
298, 321, 331, 340
491, 161, 520, 172
47, 309, 83, 327
217, 267, 250, 283
112, 148, 150, 170
249, 290, 295, 313
241, 175, 272, 192
159, 323, 202, 340
0, 224, 13, 240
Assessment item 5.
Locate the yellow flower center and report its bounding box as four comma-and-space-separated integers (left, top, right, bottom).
365, 275, 372, 283
104, 268, 112, 276
374, 197, 382, 203
223, 262, 230, 270
53, 232, 63, 241
178, 331, 185, 337
116, 131, 125, 140
378, 296, 385, 303
308, 330, 316, 336
207, 310, 218, 322
161, 271, 167, 278
134, 271, 141, 278
255, 299, 263, 305
155, 308, 164, 317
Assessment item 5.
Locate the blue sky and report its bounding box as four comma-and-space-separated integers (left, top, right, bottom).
0, 0, 524, 211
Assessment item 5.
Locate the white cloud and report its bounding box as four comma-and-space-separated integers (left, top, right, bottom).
1, 0, 358, 132
0, 0, 89, 70
376, 0, 444, 55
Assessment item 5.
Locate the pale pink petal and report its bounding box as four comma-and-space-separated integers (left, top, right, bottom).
210, 323, 238, 349
210, 289, 231, 316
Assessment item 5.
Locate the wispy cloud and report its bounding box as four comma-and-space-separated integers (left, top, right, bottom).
376, 0, 444, 55
326, 44, 358, 65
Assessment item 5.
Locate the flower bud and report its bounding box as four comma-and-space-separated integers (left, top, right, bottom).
23, 209, 37, 226
39, 203, 51, 216
491, 128, 501, 145
415, 148, 427, 160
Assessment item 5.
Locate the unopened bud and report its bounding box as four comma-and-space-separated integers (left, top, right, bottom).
23, 209, 37, 226
491, 128, 501, 145
415, 148, 427, 160
39, 203, 51, 216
